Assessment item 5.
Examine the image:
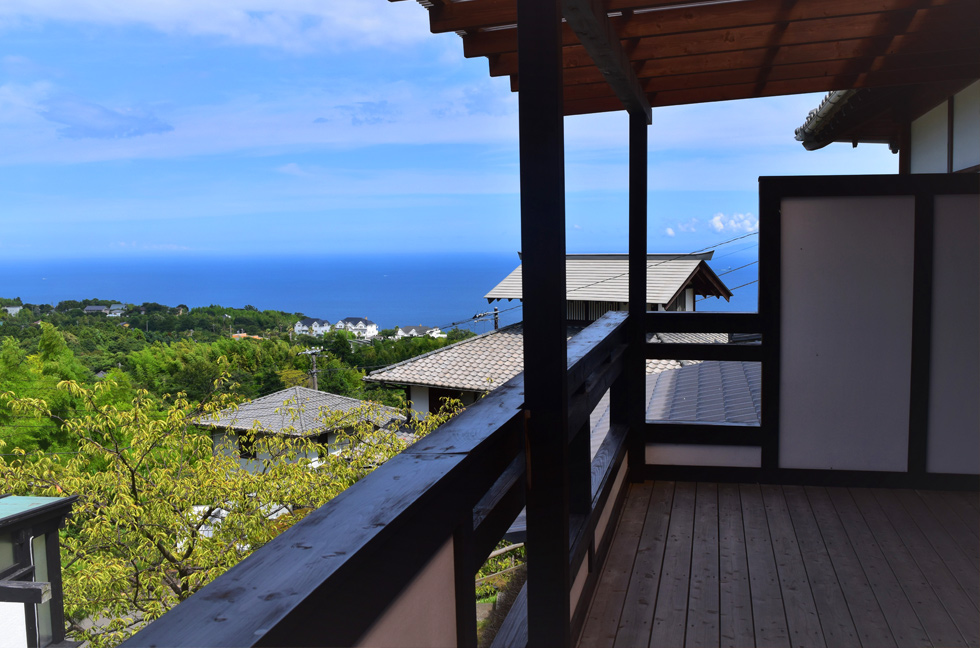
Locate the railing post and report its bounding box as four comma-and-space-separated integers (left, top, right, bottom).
517, 0, 571, 644
628, 109, 649, 481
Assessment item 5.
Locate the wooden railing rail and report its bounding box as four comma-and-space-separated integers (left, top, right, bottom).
123, 312, 633, 648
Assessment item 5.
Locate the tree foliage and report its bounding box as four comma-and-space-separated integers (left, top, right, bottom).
0, 379, 462, 647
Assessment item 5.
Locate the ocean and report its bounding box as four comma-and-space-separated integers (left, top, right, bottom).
0, 251, 758, 333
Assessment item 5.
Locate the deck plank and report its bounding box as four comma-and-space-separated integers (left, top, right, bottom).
825, 487, 926, 648
782, 486, 860, 648
649, 481, 697, 648
718, 483, 754, 648
686, 483, 720, 648
613, 481, 674, 648
871, 489, 979, 647
848, 488, 967, 647
579, 482, 654, 648
740, 483, 790, 648
914, 491, 980, 569
894, 490, 979, 609
760, 485, 825, 648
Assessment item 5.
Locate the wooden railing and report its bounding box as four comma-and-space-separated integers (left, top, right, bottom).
122, 312, 632, 648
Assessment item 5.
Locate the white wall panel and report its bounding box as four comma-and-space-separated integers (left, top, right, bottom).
952, 81, 980, 172
911, 103, 949, 173
779, 197, 915, 471
927, 195, 980, 474
646, 443, 761, 467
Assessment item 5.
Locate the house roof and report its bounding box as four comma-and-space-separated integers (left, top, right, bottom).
83, 305, 107, 312
485, 253, 731, 305
297, 317, 329, 327
202, 386, 404, 436
338, 317, 376, 327
109, 304, 125, 310
365, 323, 715, 392
646, 360, 761, 425
400, 325, 435, 334
794, 80, 976, 151
394, 0, 978, 118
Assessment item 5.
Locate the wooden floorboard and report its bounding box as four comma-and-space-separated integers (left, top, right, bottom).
894, 490, 980, 610
686, 483, 720, 648
871, 489, 979, 647
649, 482, 696, 648
827, 487, 931, 648
577, 484, 979, 648
579, 482, 653, 648
613, 481, 674, 648
717, 483, 754, 648
761, 485, 825, 648
781, 486, 860, 648
740, 484, 790, 648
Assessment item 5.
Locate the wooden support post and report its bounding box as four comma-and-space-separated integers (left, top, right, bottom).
518, 0, 571, 644
627, 110, 648, 481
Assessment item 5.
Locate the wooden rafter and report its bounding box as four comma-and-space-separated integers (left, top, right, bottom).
561, 0, 652, 122
393, 0, 980, 115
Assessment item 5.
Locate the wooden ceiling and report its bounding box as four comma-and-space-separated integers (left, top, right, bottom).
390, 0, 980, 117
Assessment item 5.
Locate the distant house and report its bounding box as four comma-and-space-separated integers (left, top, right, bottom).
202, 386, 405, 470
485, 252, 732, 323
231, 331, 263, 340
106, 304, 126, 317
1, 306, 22, 316
394, 325, 445, 339
293, 317, 331, 337
83, 305, 108, 315
334, 317, 378, 339
365, 323, 727, 415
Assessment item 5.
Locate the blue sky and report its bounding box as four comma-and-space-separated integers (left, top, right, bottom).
0, 1, 898, 261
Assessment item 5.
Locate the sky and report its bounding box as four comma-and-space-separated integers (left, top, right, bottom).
0, 1, 899, 262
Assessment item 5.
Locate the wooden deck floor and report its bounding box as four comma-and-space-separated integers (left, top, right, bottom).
578, 482, 979, 648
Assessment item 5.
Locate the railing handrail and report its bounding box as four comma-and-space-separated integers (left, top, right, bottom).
122, 312, 633, 648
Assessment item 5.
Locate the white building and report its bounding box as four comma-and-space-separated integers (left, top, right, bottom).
334, 317, 378, 338
294, 317, 331, 337
394, 325, 445, 339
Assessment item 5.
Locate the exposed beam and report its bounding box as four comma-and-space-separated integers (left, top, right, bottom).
561, 61, 980, 113
455, 0, 970, 48
486, 3, 978, 78
561, 0, 652, 122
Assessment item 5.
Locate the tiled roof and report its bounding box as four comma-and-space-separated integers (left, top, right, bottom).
646, 360, 761, 424
366, 323, 528, 392
485, 253, 730, 305
366, 323, 693, 392
202, 386, 404, 435
338, 317, 376, 327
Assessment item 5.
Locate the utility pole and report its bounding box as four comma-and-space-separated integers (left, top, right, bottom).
494, 306, 499, 330
299, 348, 322, 391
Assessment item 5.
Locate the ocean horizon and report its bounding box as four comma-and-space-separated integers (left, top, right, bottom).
0, 251, 758, 333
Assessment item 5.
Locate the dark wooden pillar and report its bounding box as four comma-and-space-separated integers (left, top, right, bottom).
517, 0, 571, 645
627, 111, 648, 481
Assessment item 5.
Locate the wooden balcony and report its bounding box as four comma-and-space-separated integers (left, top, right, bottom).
579, 482, 979, 648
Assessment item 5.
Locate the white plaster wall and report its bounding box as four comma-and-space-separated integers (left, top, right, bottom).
953, 81, 980, 172
0, 603, 28, 648
357, 538, 456, 648
911, 102, 949, 173
927, 195, 980, 474
409, 386, 429, 416
779, 197, 915, 471
646, 443, 761, 467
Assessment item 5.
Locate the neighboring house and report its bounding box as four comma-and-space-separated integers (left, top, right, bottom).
202, 386, 404, 470
1, 306, 22, 316
106, 304, 126, 317
395, 325, 445, 339
365, 324, 727, 415
0, 494, 77, 648
796, 81, 979, 174
294, 317, 331, 337
485, 252, 732, 323
334, 317, 378, 338
82, 305, 108, 315
230, 331, 263, 340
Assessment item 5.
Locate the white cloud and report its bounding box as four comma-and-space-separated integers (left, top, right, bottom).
0, 1, 431, 53
39, 95, 173, 139
709, 212, 758, 233
665, 227, 675, 237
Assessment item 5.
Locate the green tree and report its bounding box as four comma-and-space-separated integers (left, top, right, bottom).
0, 380, 462, 647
